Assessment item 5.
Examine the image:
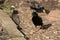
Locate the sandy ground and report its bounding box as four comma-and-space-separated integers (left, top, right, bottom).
0, 0, 60, 40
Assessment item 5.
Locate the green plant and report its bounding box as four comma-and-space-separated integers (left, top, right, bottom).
4, 2, 15, 13
0, 0, 14, 13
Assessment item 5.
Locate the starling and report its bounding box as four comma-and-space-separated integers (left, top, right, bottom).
11, 10, 22, 30
11, 10, 20, 25
32, 12, 52, 29
30, 1, 46, 13
32, 12, 43, 27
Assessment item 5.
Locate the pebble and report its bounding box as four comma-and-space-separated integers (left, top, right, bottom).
30, 30, 35, 34
54, 31, 57, 34
9, 39, 12, 40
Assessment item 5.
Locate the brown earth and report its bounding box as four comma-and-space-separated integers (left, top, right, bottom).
0, 0, 60, 40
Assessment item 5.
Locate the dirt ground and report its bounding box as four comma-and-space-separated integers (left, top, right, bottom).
0, 0, 60, 40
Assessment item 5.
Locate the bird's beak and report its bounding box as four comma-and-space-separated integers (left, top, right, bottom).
43, 9, 46, 13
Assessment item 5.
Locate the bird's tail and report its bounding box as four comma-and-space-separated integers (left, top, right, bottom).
40, 24, 52, 29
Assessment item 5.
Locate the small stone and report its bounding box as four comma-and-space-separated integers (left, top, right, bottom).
30, 30, 35, 34
35, 37, 37, 39
54, 31, 57, 34
58, 0, 60, 2
11, 6, 15, 8
45, 0, 48, 2
19, 1, 23, 6
9, 39, 12, 40
52, 23, 55, 25
46, 36, 49, 39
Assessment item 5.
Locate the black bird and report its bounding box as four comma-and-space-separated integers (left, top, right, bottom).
32, 12, 43, 27
32, 12, 52, 29
30, 1, 46, 13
